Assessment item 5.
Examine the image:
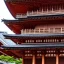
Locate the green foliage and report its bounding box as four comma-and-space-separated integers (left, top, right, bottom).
0, 55, 22, 64
15, 58, 22, 64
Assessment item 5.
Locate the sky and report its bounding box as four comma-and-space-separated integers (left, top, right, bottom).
0, 0, 14, 34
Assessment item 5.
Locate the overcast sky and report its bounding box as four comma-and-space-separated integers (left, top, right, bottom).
0, 0, 14, 34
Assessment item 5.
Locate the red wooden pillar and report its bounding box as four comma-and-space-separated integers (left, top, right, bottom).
56, 54, 59, 64
22, 51, 24, 64
32, 54, 36, 64
22, 58, 24, 64
42, 54, 45, 64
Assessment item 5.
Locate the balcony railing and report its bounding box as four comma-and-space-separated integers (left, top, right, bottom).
21, 28, 64, 34
16, 9, 64, 18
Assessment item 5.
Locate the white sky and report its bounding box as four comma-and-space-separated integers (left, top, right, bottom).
0, 0, 14, 34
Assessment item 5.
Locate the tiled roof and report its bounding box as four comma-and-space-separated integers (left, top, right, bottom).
3, 33, 64, 38
2, 43, 64, 50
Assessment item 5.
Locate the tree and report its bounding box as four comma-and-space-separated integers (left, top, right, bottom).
0, 55, 22, 64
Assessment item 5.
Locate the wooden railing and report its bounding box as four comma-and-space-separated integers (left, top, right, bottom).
16, 9, 64, 18
21, 28, 64, 34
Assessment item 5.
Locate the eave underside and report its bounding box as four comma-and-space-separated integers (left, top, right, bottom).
4, 0, 64, 18
0, 44, 21, 58
5, 0, 64, 2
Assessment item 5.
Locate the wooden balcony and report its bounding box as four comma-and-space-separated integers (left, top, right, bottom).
16, 9, 64, 18
21, 28, 64, 34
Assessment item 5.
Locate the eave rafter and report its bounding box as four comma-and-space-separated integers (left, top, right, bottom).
0, 49, 17, 57
5, 0, 64, 9
10, 50, 22, 58
6, 23, 21, 34
5, 0, 64, 3
5, 0, 43, 7
0, 43, 22, 57
9, 38, 23, 44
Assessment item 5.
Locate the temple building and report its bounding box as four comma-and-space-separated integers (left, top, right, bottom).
1, 0, 64, 64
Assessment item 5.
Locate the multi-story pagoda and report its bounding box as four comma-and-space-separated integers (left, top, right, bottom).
2, 0, 64, 64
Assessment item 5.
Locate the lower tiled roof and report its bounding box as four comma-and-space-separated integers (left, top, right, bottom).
2, 43, 64, 50
3, 33, 64, 38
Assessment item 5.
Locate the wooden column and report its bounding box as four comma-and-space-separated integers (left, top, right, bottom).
22, 51, 24, 64
22, 59, 24, 64
42, 54, 45, 64
56, 54, 59, 64
32, 55, 36, 64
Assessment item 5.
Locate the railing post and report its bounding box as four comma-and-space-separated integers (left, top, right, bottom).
47, 7, 48, 13
37, 10, 38, 14
52, 7, 53, 12
24, 29, 26, 34
21, 29, 23, 34
39, 28, 40, 33
61, 27, 62, 33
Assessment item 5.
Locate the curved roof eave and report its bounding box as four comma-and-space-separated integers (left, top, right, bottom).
4, 0, 29, 18
4, 0, 15, 18
0, 32, 16, 46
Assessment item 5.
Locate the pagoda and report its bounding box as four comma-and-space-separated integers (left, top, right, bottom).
2, 0, 64, 64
